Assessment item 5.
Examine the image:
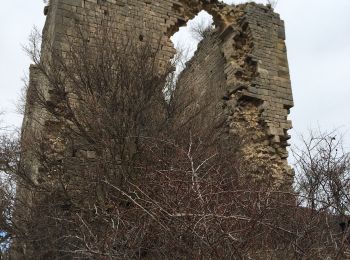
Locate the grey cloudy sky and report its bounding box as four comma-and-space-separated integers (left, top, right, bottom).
1, 0, 349, 150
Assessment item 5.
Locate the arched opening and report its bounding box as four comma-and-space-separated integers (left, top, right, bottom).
164, 11, 214, 102
171, 10, 214, 77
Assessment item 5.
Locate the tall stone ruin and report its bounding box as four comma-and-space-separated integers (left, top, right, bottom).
23, 0, 293, 188
17, 0, 294, 255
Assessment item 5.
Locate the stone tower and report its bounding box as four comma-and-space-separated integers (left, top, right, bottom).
16, 0, 293, 256
22, 0, 293, 189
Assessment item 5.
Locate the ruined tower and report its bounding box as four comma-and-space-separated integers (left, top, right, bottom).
16, 0, 293, 256
22, 0, 293, 188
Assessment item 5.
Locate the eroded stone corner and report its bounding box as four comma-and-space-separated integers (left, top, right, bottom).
219, 4, 294, 189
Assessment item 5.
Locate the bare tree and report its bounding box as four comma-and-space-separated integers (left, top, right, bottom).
0, 115, 20, 258
267, 0, 278, 9
190, 19, 215, 42
292, 130, 350, 259
293, 130, 350, 215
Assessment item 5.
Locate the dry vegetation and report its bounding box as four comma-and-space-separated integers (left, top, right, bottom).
0, 26, 350, 259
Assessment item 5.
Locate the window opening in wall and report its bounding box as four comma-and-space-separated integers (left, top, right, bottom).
164, 11, 214, 103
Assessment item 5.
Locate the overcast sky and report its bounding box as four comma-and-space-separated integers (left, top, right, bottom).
0, 0, 349, 150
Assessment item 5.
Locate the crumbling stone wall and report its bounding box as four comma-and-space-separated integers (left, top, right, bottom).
22, 0, 294, 193
14, 1, 294, 256
171, 3, 294, 189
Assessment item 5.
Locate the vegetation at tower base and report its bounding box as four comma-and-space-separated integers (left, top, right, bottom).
2, 110, 350, 258
0, 25, 348, 259
1, 0, 348, 258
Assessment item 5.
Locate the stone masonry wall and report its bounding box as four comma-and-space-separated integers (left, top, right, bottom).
22, 0, 294, 199
11, 1, 296, 257
15, 1, 294, 256
171, 3, 294, 189
171, 33, 227, 140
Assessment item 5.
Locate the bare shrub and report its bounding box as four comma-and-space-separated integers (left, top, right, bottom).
267, 0, 278, 9
293, 130, 350, 215
190, 19, 215, 42
0, 125, 20, 258
292, 130, 350, 259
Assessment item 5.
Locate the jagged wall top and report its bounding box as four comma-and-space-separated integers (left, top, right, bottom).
39, 0, 293, 187
42, 0, 257, 66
